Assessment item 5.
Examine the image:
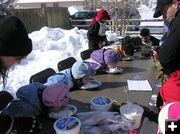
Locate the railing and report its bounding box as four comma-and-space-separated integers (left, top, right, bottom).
70, 18, 164, 38
109, 18, 164, 37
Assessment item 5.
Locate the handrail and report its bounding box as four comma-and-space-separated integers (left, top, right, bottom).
109, 18, 164, 36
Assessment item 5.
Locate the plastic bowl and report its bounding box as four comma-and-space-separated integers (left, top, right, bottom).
90, 96, 113, 111
49, 104, 77, 119
53, 116, 81, 134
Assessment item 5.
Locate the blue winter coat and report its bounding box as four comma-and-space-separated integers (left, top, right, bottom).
1, 82, 46, 117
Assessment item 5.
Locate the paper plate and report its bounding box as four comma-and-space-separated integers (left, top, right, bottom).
80, 80, 102, 90
105, 67, 123, 74
121, 56, 133, 61
49, 104, 77, 119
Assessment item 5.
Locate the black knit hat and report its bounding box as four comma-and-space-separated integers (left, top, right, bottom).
140, 28, 150, 37
0, 91, 13, 111
0, 16, 32, 56
122, 36, 133, 45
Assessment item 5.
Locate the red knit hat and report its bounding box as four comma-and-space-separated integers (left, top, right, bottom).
160, 70, 180, 104
96, 9, 111, 22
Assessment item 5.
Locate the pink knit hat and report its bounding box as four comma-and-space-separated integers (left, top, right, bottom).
158, 102, 180, 134
42, 83, 69, 108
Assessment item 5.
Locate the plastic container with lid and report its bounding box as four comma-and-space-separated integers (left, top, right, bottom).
120, 103, 144, 129
53, 117, 81, 134
90, 96, 113, 111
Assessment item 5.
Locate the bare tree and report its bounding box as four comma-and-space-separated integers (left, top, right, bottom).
0, 0, 15, 13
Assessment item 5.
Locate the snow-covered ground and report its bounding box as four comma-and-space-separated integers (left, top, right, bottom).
1, 4, 163, 97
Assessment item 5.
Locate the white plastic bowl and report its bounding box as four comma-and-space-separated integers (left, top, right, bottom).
53, 116, 81, 134
90, 96, 113, 111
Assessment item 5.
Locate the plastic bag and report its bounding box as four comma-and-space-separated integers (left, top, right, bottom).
76, 111, 131, 134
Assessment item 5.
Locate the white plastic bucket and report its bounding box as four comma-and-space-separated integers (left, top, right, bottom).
53, 117, 81, 134
90, 96, 113, 111
120, 103, 144, 129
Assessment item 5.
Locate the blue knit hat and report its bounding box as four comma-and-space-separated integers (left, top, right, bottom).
71, 61, 96, 79
104, 49, 119, 65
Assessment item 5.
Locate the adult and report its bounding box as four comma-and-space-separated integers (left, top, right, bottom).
153, 0, 180, 74
87, 9, 112, 50
0, 16, 41, 134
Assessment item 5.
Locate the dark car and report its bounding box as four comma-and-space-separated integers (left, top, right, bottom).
70, 11, 97, 29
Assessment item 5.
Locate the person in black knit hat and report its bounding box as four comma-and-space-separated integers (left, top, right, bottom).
140, 28, 160, 47
0, 16, 32, 86
0, 16, 41, 134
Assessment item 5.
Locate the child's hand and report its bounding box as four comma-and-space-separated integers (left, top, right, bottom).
152, 49, 158, 62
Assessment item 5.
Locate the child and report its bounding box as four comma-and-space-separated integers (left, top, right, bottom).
103, 36, 134, 59
44, 61, 96, 89
140, 28, 160, 47
0, 82, 69, 133
89, 49, 119, 73
87, 9, 112, 50
120, 36, 134, 58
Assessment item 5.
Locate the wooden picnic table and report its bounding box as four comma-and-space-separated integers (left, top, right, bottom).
40, 53, 159, 134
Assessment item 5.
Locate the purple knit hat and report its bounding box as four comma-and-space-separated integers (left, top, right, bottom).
104, 49, 119, 64
42, 83, 69, 108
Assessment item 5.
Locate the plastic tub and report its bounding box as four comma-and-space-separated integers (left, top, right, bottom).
90, 96, 113, 111
120, 103, 144, 129
53, 117, 81, 134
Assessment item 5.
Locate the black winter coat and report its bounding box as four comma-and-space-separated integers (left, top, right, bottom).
87, 21, 108, 50
158, 10, 180, 74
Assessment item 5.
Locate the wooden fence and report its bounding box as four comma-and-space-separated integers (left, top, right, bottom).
8, 7, 71, 33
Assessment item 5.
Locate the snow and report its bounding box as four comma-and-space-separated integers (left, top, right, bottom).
138, 4, 163, 26
1, 4, 163, 96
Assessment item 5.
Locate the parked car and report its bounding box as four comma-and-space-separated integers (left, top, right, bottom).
70, 11, 97, 29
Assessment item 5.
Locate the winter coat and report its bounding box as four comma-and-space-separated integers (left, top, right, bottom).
89, 49, 107, 73
44, 70, 78, 89
1, 82, 47, 117
158, 10, 180, 74
149, 36, 160, 46
87, 21, 108, 50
